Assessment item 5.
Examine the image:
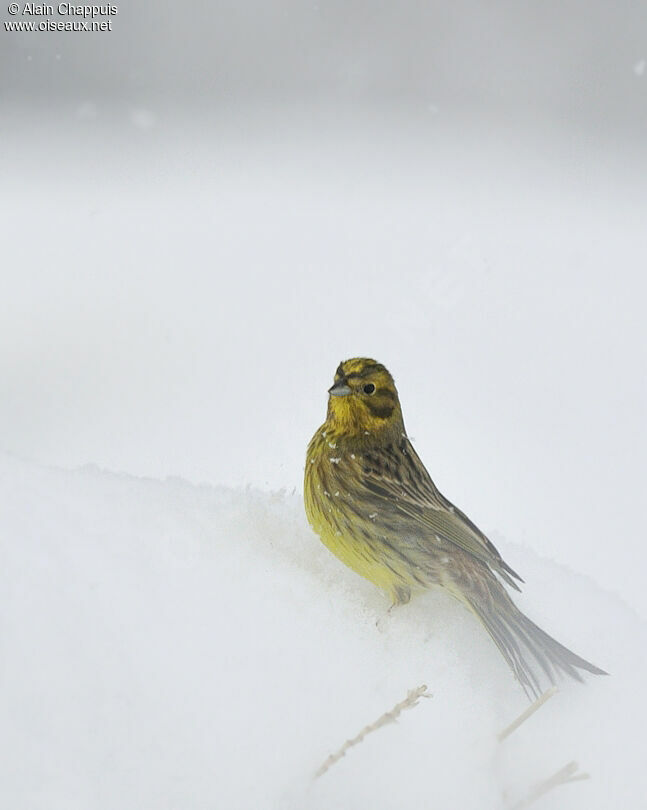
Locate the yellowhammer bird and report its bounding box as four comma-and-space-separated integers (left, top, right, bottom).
304, 357, 606, 698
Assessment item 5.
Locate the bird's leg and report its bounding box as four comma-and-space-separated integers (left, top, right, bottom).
390, 585, 412, 609
376, 585, 411, 629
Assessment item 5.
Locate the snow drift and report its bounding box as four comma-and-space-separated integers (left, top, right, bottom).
1, 452, 645, 809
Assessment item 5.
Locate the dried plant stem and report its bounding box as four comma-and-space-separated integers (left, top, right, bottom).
510, 761, 589, 809
498, 686, 558, 742
315, 684, 429, 778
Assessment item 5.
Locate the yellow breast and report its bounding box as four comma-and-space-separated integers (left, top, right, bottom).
304, 428, 417, 605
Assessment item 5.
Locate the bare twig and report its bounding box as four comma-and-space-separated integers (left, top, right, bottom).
510, 761, 589, 809
315, 684, 430, 778
498, 687, 558, 742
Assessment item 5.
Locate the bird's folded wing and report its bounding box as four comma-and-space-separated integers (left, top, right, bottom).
359, 439, 523, 590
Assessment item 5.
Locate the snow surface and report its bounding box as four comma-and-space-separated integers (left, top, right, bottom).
1, 451, 645, 810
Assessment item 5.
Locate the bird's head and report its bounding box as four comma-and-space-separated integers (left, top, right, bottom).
326, 358, 404, 439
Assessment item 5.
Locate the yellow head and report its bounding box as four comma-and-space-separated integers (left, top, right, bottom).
325, 358, 404, 439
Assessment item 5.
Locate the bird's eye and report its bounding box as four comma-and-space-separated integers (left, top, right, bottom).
363, 383, 376, 395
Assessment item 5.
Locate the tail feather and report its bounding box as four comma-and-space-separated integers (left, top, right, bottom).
462, 577, 607, 699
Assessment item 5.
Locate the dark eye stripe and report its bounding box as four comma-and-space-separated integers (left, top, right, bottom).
365, 401, 395, 419
375, 387, 396, 399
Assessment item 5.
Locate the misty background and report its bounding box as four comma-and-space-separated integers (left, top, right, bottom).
2, 0, 647, 132
2, 4, 647, 809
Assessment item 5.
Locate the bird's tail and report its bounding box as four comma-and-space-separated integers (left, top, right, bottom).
459, 574, 607, 699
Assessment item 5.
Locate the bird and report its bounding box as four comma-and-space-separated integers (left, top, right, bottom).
304, 357, 606, 698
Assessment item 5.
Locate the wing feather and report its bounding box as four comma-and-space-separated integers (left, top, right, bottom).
355, 436, 523, 590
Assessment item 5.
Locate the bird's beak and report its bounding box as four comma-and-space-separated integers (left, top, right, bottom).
328, 381, 351, 397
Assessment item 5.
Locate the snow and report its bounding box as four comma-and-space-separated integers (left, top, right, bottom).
1, 451, 646, 809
